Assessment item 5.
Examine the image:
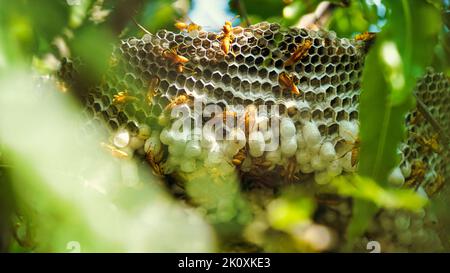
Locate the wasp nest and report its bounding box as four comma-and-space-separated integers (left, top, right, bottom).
71, 22, 368, 186
399, 69, 449, 196
64, 22, 448, 196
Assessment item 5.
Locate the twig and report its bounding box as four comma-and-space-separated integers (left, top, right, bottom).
415, 96, 449, 145
132, 18, 151, 35
234, 0, 251, 26
106, 0, 146, 35
298, 0, 350, 29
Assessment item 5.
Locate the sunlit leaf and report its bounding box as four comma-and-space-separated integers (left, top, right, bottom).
351, 0, 441, 243
333, 175, 427, 211
267, 196, 315, 231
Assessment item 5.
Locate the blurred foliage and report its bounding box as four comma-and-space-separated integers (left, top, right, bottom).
0, 73, 215, 252
349, 0, 443, 243
332, 175, 427, 211
182, 165, 252, 238
0, 0, 448, 252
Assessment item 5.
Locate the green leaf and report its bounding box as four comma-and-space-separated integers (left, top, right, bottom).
267, 197, 315, 231
359, 0, 441, 184
333, 175, 428, 211
350, 0, 441, 243
70, 25, 116, 84
328, 1, 370, 38
69, 0, 93, 29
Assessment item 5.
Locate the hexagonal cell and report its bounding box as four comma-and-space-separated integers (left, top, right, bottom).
245, 55, 255, 65
268, 70, 278, 82
212, 71, 223, 82
248, 66, 258, 77
330, 75, 339, 85
238, 64, 249, 75
204, 83, 215, 93
228, 64, 239, 75
231, 76, 241, 89
262, 82, 272, 92
241, 80, 251, 91
314, 64, 325, 74
222, 74, 232, 85
304, 91, 315, 102
304, 64, 313, 73
167, 70, 178, 81
310, 54, 320, 64
325, 64, 335, 74
310, 78, 320, 88
336, 110, 349, 122
312, 109, 324, 120
318, 123, 327, 135
274, 59, 284, 69
330, 97, 342, 108
342, 97, 351, 108
349, 110, 358, 121
235, 54, 245, 64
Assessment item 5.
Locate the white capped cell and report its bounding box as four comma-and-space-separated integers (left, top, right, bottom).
222, 141, 241, 157
302, 121, 321, 146
229, 128, 246, 149
185, 140, 202, 158
160, 128, 174, 145
311, 154, 326, 171
296, 149, 311, 165
249, 131, 265, 157
266, 149, 282, 164
162, 156, 180, 174
314, 171, 332, 185
181, 159, 196, 173
339, 120, 359, 142
300, 163, 314, 174
168, 141, 186, 156
113, 129, 130, 148
200, 128, 216, 148
137, 124, 151, 140
320, 142, 336, 162
206, 145, 224, 165
309, 143, 321, 154
296, 100, 310, 110
256, 115, 269, 132
296, 130, 307, 149
388, 167, 405, 187
144, 135, 161, 154
128, 136, 145, 150
327, 160, 343, 177
280, 117, 296, 139
401, 161, 412, 178
281, 136, 297, 157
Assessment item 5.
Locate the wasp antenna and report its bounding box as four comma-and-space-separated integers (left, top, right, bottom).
184, 66, 197, 74
132, 18, 151, 35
